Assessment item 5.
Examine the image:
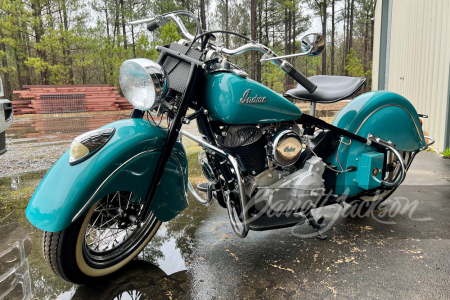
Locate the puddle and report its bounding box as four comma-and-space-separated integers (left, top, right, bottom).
0, 148, 210, 300
0, 211, 32, 300
5, 112, 132, 142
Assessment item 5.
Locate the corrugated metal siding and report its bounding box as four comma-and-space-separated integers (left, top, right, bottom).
373, 0, 450, 151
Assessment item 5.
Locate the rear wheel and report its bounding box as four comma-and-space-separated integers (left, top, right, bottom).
42, 191, 161, 284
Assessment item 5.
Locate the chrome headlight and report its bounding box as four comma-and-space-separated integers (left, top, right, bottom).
69, 128, 115, 165
118, 58, 167, 111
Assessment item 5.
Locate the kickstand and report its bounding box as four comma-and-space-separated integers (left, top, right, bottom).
305, 210, 327, 240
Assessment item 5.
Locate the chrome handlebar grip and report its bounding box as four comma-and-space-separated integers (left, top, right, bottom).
128, 17, 159, 25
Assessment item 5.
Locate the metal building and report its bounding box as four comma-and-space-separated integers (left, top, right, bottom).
372, 0, 450, 152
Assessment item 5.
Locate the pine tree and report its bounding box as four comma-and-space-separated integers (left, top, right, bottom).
345, 48, 364, 77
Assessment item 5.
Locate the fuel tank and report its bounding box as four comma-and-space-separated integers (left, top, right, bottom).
204, 72, 302, 124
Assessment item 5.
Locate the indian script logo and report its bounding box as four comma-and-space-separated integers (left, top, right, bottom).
240, 89, 267, 104
284, 146, 296, 152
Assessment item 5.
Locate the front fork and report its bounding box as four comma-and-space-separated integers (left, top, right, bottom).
136, 65, 199, 222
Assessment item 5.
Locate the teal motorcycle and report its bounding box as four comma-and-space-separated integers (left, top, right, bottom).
25, 11, 434, 284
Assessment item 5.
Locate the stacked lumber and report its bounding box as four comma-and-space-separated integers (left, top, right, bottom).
32, 114, 126, 134
115, 97, 134, 110
13, 85, 133, 115
9, 100, 34, 115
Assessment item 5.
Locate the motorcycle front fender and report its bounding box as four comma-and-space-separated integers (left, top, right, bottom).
26, 119, 189, 232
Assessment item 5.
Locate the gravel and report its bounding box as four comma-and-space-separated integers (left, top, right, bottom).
0, 137, 72, 178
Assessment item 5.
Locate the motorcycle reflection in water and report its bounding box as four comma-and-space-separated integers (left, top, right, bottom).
71, 261, 188, 300
0, 211, 32, 300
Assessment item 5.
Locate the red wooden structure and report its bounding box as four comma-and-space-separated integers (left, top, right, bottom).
13, 85, 133, 115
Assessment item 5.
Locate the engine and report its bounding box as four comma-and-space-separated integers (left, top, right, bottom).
218, 125, 267, 174
247, 156, 326, 213
214, 124, 326, 214
217, 124, 303, 173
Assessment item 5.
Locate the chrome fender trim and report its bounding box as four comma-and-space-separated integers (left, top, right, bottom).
72, 150, 161, 222
355, 104, 422, 138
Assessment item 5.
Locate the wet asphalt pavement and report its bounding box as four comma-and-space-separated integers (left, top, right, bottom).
0, 113, 449, 299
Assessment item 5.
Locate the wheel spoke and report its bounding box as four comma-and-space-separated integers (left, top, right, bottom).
86, 212, 103, 236
89, 229, 127, 247
85, 191, 147, 253
95, 207, 120, 211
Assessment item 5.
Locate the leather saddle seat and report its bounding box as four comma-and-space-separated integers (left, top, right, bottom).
284, 75, 366, 103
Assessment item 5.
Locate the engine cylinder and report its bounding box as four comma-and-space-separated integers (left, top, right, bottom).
218, 125, 267, 174
227, 136, 267, 174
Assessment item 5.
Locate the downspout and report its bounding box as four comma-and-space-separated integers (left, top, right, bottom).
444, 62, 450, 151
377, 0, 390, 90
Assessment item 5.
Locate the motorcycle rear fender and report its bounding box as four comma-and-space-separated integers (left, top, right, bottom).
326, 91, 426, 195
25, 119, 189, 232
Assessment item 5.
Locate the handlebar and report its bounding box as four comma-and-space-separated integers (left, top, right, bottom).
211, 43, 317, 93
129, 11, 317, 94
129, 11, 202, 41
216, 43, 270, 57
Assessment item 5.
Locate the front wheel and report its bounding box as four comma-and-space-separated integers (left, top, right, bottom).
42, 191, 161, 284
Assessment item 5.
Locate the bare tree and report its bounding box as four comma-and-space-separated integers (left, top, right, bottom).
251, 0, 256, 79
312, 0, 328, 75
331, 0, 335, 75
200, 0, 206, 30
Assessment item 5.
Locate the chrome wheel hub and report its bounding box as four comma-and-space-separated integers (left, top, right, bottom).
85, 191, 145, 252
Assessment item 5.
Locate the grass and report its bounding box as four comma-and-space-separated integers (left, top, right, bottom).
440, 147, 450, 158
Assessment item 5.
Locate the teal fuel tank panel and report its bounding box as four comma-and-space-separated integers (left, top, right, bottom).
204, 72, 302, 124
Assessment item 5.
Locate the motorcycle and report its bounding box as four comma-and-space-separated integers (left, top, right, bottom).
25, 10, 434, 284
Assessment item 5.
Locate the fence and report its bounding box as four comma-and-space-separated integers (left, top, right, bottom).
40, 94, 86, 114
